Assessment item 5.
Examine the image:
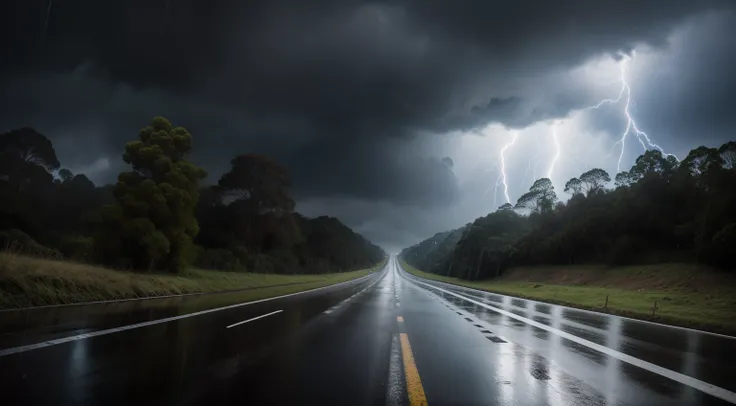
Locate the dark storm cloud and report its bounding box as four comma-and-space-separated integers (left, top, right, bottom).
634, 11, 736, 151
2, 0, 735, 246
5, 1, 732, 132
468, 96, 582, 129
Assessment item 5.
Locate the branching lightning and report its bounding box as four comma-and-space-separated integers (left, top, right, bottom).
586, 52, 677, 172
483, 52, 675, 208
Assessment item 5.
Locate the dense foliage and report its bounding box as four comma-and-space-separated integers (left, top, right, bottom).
95, 117, 207, 272
0, 119, 384, 274
402, 143, 736, 280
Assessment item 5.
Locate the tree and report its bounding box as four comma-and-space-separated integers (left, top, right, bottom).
718, 141, 736, 170
579, 168, 611, 195
215, 154, 300, 257
497, 203, 514, 211
0, 128, 61, 171
0, 128, 60, 190
96, 117, 207, 273
219, 154, 295, 215
628, 150, 678, 182
515, 178, 557, 213
58, 169, 74, 182
564, 177, 583, 196
614, 171, 634, 188
680, 146, 723, 179
400, 140, 736, 278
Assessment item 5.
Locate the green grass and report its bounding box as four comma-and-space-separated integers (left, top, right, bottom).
401, 261, 736, 336
0, 251, 384, 309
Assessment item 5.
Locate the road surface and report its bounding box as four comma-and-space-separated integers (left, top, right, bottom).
1, 256, 735, 405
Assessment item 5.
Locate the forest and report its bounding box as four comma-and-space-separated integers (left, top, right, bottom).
0, 117, 384, 274
402, 141, 736, 280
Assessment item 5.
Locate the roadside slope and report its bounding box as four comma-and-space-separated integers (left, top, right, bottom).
0, 252, 385, 309
400, 260, 736, 336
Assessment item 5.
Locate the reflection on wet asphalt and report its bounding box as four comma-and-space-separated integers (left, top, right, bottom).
413, 271, 736, 405
0, 255, 734, 405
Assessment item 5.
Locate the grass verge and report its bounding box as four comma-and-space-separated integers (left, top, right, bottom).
400, 260, 736, 336
0, 252, 384, 309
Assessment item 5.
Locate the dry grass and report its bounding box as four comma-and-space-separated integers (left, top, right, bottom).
401, 261, 736, 336
0, 252, 382, 309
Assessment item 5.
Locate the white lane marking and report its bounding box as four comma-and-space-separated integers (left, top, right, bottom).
322, 273, 383, 315
0, 271, 380, 358
424, 288, 512, 343
404, 273, 736, 404
385, 334, 404, 406
226, 310, 282, 329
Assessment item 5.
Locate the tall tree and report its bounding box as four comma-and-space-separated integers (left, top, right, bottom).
515, 178, 557, 213
614, 171, 635, 188
0, 128, 59, 190
96, 117, 207, 273
628, 150, 678, 182
680, 147, 723, 178
218, 154, 300, 253
497, 203, 514, 211
218, 154, 295, 215
579, 168, 611, 195
718, 141, 736, 170
58, 168, 74, 182
564, 177, 583, 196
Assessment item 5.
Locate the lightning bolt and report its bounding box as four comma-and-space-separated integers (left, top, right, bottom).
586, 52, 677, 172
484, 51, 675, 206
497, 132, 518, 204
547, 123, 561, 179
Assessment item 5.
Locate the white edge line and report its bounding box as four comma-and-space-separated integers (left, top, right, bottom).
406, 267, 736, 340
0, 270, 381, 358
400, 269, 736, 404
226, 310, 282, 329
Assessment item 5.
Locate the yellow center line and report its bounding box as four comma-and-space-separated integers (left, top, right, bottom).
400, 332, 428, 406
397, 315, 404, 322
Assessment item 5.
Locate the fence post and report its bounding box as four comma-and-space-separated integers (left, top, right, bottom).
652, 300, 658, 316
604, 295, 609, 309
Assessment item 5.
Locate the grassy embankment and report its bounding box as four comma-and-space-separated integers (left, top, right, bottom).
0, 251, 385, 309
401, 260, 736, 336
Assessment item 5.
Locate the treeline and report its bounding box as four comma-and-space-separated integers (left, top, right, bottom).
402, 142, 736, 280
0, 117, 384, 274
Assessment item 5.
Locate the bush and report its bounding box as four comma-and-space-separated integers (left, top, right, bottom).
58, 236, 94, 261
704, 223, 736, 269
195, 249, 242, 271
0, 229, 62, 259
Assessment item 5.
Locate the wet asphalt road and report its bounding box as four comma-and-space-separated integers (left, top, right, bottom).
1, 256, 735, 405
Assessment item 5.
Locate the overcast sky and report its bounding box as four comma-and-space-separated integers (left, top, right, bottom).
2, 1, 735, 251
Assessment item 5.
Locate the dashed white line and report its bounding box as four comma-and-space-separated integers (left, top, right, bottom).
322, 275, 382, 315
226, 310, 283, 329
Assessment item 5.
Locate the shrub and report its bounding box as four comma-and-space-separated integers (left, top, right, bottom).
196, 249, 242, 271
59, 236, 94, 261
0, 229, 62, 259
